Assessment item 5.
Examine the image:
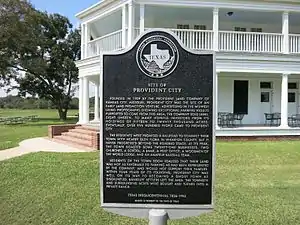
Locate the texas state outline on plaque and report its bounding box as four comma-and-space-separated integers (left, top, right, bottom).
143, 44, 170, 69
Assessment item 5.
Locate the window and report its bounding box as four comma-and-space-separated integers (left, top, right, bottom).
234, 27, 247, 50
261, 92, 270, 102
251, 28, 263, 32
194, 25, 206, 30
177, 24, 189, 29
250, 28, 263, 51
288, 82, 298, 89
288, 93, 296, 103
193, 25, 207, 49
234, 27, 246, 32
260, 82, 272, 89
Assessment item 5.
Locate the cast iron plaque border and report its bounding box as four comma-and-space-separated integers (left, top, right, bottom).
99, 29, 216, 219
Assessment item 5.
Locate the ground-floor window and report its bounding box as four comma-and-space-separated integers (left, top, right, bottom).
261, 92, 270, 103
288, 92, 296, 103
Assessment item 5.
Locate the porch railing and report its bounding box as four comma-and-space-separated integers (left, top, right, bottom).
290, 34, 300, 53
170, 29, 213, 50
85, 29, 300, 58
219, 31, 283, 53
87, 30, 122, 57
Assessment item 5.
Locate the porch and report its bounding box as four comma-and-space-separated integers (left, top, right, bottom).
216, 73, 300, 127
78, 72, 300, 137
217, 126, 300, 138
83, 6, 300, 58
85, 121, 300, 138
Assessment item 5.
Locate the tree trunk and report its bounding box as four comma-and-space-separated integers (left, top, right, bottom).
58, 108, 67, 121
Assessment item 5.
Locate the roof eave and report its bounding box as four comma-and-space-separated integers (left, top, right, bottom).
75, 0, 116, 20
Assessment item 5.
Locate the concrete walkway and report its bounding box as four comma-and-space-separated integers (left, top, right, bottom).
0, 137, 95, 161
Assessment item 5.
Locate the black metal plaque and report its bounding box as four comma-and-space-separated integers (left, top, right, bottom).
101, 30, 215, 208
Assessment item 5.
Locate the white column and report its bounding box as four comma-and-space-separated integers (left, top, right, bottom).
216, 72, 220, 129
77, 77, 84, 124
140, 4, 145, 33
132, 3, 135, 40
282, 11, 289, 54
122, 5, 127, 48
80, 24, 85, 59
82, 77, 90, 124
128, 1, 133, 45
280, 73, 289, 128
93, 83, 100, 122
213, 8, 219, 51
84, 23, 89, 58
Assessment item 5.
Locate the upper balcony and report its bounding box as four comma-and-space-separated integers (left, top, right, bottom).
79, 2, 300, 59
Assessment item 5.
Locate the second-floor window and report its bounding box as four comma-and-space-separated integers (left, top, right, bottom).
177, 24, 189, 29
234, 27, 247, 49
251, 28, 263, 32
193, 25, 207, 48
194, 25, 206, 30
234, 27, 246, 32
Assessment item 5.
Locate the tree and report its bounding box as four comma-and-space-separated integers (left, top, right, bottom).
0, 0, 35, 85
0, 2, 81, 120
0, 95, 78, 109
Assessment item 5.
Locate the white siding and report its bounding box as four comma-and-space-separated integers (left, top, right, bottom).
217, 74, 300, 125
218, 77, 233, 113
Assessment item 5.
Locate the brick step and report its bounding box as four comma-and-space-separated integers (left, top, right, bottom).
77, 126, 99, 131
52, 137, 95, 150
54, 135, 92, 147
61, 131, 92, 140
69, 128, 96, 136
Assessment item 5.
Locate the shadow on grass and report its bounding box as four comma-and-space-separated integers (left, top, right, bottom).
21, 123, 72, 127
27, 121, 77, 127
2, 119, 77, 127
37, 118, 77, 122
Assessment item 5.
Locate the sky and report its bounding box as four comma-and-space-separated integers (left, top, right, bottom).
30, 0, 100, 27
0, 0, 99, 97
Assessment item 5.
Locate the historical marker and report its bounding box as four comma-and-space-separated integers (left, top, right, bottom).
100, 29, 215, 220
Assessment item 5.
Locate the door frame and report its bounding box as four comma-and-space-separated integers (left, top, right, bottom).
288, 82, 299, 115
259, 80, 274, 124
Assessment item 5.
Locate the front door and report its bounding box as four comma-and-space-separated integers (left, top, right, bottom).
288, 82, 298, 116
234, 80, 248, 114
288, 91, 298, 116
260, 89, 273, 124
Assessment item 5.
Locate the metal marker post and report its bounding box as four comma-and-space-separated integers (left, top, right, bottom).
149, 209, 168, 225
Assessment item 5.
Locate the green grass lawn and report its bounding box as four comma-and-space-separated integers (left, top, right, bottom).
0, 109, 78, 150
0, 141, 299, 225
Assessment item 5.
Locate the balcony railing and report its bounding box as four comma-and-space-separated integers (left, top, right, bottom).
219, 31, 283, 53
87, 30, 122, 57
85, 29, 300, 58
290, 34, 300, 53
171, 29, 213, 50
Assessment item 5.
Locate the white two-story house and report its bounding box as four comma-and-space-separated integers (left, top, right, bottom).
75, 0, 300, 137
